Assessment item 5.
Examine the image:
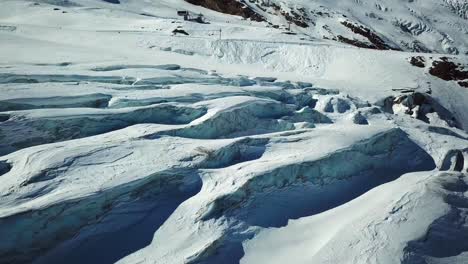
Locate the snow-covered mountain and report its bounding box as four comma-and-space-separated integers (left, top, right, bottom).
0, 0, 467, 263
189, 0, 468, 54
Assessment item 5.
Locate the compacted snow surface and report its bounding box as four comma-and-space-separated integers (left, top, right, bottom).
0, 0, 467, 263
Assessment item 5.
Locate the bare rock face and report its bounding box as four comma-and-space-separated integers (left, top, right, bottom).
429, 57, 468, 87
409, 56, 426, 68
340, 21, 398, 51
407, 56, 468, 88
185, 0, 264, 22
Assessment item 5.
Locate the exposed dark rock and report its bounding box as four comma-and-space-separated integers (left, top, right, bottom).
280, 8, 310, 28
185, 0, 264, 22
335, 35, 376, 49
459, 81, 468, 88
172, 28, 189, 35
341, 21, 398, 50
409, 56, 426, 68
102, 0, 120, 4
429, 57, 468, 83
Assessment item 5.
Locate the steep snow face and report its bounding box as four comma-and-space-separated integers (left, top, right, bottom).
0, 0, 467, 264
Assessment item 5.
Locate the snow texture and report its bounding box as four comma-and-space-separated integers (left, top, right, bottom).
0, 0, 467, 264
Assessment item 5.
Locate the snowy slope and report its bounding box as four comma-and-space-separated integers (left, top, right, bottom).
234, 0, 468, 54
0, 0, 467, 264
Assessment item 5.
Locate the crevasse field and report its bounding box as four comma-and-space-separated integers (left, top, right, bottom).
0, 0, 467, 263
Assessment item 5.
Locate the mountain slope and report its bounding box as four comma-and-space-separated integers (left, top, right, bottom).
0, 0, 467, 263
185, 0, 468, 54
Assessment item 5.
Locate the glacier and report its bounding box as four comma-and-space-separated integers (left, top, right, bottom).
0, 0, 467, 263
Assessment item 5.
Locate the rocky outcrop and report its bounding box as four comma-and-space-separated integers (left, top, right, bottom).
185, 0, 264, 22
340, 21, 398, 50
429, 57, 468, 87
409, 56, 426, 68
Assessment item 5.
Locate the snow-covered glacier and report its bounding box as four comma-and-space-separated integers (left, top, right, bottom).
0, 0, 467, 263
